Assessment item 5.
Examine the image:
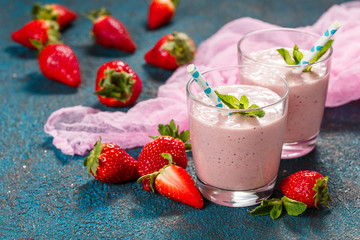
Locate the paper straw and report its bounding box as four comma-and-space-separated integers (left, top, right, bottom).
187, 64, 223, 108
294, 20, 341, 72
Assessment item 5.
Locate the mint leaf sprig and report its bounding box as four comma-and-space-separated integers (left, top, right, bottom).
214, 91, 265, 118
276, 40, 333, 72
250, 196, 307, 220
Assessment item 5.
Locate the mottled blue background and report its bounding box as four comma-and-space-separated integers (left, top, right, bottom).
0, 0, 359, 239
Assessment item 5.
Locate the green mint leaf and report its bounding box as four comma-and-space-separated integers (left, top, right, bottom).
292, 44, 304, 64
304, 40, 333, 72
276, 48, 296, 65
250, 205, 273, 216
243, 104, 266, 118
214, 90, 240, 109
282, 196, 307, 216
263, 198, 283, 206
250, 198, 283, 219
240, 95, 249, 109
310, 40, 334, 64
270, 203, 283, 219
215, 91, 265, 118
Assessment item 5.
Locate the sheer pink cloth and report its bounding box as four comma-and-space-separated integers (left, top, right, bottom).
44, 1, 360, 155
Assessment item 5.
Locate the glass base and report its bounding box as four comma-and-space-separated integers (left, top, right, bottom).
197, 177, 276, 207
281, 134, 317, 159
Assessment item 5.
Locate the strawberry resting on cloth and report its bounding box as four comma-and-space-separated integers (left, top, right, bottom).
44, 1, 360, 156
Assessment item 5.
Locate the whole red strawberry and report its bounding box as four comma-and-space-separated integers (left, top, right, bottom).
138, 153, 203, 209
95, 60, 142, 107
35, 42, 81, 87
84, 138, 139, 183
145, 31, 196, 70
138, 120, 191, 191
280, 170, 331, 208
147, 0, 179, 29
11, 20, 60, 49
32, 3, 77, 29
85, 8, 136, 53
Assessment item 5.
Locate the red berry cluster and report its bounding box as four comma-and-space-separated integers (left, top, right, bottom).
84, 120, 203, 209
11, 2, 196, 107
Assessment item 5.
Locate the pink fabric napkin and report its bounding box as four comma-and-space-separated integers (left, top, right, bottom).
44, 1, 360, 156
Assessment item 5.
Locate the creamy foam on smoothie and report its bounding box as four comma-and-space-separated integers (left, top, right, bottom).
190, 85, 286, 191
242, 48, 329, 142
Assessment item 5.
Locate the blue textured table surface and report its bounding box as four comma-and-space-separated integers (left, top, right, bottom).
1, 0, 359, 239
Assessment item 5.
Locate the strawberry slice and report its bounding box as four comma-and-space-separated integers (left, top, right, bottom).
138, 153, 203, 209
138, 120, 191, 191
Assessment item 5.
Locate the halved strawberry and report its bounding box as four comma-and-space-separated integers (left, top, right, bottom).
138, 153, 203, 209
138, 120, 191, 191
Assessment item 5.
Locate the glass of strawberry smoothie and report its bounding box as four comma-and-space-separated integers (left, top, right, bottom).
238, 28, 332, 159
186, 65, 289, 207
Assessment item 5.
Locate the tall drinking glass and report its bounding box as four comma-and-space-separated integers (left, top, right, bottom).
186, 65, 289, 207
238, 28, 332, 159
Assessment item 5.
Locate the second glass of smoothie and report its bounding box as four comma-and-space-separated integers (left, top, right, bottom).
238, 28, 332, 159
186, 65, 289, 207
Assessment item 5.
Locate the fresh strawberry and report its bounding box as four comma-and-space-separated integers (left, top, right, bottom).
280, 170, 331, 208
138, 120, 191, 191
84, 138, 139, 183
33, 42, 81, 87
95, 60, 142, 107
250, 170, 331, 219
11, 20, 60, 49
138, 153, 203, 208
84, 8, 136, 53
32, 3, 77, 29
144, 31, 196, 70
147, 0, 179, 29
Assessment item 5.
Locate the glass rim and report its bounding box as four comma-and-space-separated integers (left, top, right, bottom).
237, 28, 333, 68
186, 65, 289, 113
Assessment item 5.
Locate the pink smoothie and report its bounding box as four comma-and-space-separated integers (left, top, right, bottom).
189, 85, 287, 191
242, 48, 330, 143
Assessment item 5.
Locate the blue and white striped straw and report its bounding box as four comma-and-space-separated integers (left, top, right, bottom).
295, 20, 341, 72
187, 64, 223, 108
